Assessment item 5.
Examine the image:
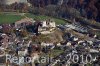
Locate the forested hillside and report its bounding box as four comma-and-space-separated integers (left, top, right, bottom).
28, 0, 100, 22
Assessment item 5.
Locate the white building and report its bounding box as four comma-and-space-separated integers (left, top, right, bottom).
39, 19, 56, 34
18, 49, 28, 56
49, 21, 56, 28
42, 21, 47, 27
41, 42, 54, 47
42, 19, 56, 28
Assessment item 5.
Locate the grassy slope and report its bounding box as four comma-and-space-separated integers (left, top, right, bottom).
0, 13, 66, 24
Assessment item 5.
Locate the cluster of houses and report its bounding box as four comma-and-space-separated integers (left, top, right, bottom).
0, 17, 100, 66
46, 33, 100, 66
63, 22, 90, 33
0, 17, 57, 65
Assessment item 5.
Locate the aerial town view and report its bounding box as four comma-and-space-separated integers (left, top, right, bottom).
0, 0, 100, 66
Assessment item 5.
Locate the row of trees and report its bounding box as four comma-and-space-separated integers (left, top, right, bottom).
29, 5, 81, 19
0, 2, 29, 12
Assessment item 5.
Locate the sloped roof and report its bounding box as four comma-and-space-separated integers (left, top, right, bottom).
15, 17, 34, 24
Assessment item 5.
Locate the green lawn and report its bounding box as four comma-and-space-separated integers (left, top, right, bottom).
0, 13, 66, 24
0, 13, 24, 24
25, 13, 66, 24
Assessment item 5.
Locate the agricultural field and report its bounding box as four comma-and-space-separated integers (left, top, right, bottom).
0, 12, 66, 24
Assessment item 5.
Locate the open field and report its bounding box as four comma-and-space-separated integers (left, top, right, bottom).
25, 13, 66, 24
0, 12, 66, 24
0, 13, 24, 24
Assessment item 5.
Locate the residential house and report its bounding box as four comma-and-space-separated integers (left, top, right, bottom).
18, 49, 28, 56
15, 17, 35, 28
0, 49, 5, 57
0, 33, 9, 48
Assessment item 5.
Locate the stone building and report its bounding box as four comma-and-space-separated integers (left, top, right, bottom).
42, 19, 56, 28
